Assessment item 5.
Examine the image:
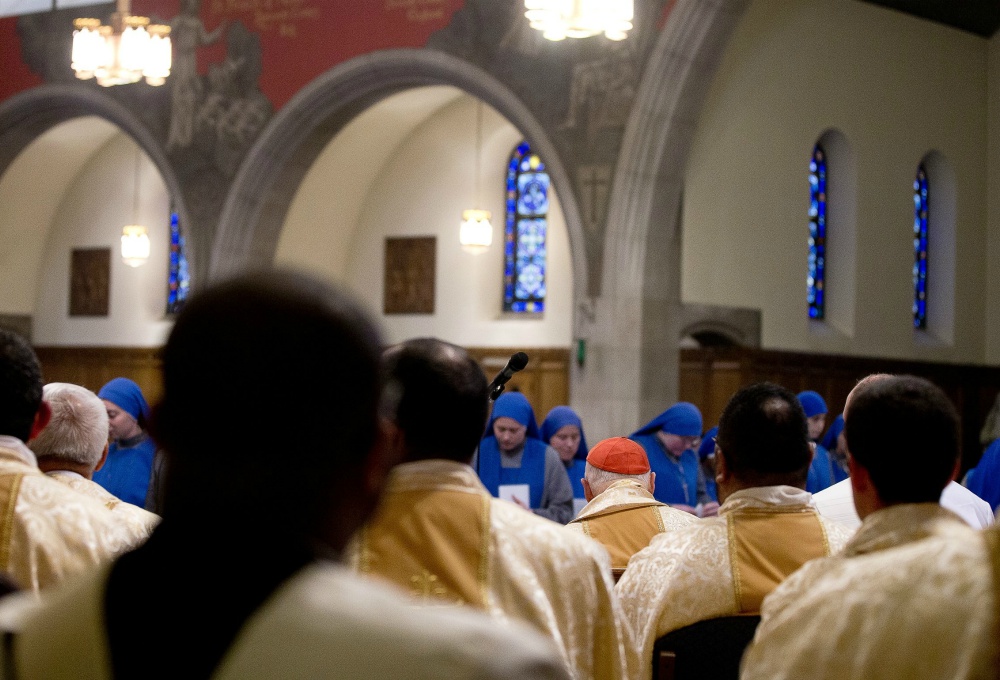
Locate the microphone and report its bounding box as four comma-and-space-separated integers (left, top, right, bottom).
487, 352, 529, 401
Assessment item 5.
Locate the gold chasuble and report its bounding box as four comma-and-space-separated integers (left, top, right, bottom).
616, 485, 853, 680
567, 480, 696, 579
742, 504, 998, 680
349, 460, 633, 680
727, 508, 828, 613
0, 439, 153, 592
358, 487, 490, 608
1, 562, 572, 680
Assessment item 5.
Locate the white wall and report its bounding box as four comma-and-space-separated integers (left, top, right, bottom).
277, 89, 575, 348
682, 0, 989, 364
0, 117, 118, 315
32, 134, 173, 346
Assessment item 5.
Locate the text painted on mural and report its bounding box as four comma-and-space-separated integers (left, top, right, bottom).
210, 0, 320, 37
384, 0, 447, 22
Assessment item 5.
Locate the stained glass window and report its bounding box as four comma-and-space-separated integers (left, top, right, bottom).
504, 141, 549, 313
913, 165, 928, 329
167, 210, 190, 315
807, 144, 826, 320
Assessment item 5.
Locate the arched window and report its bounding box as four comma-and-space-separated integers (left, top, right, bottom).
503, 141, 549, 314
807, 143, 827, 320
913, 164, 928, 329
166, 209, 190, 314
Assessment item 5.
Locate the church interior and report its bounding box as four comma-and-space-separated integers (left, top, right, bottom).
1, 0, 999, 468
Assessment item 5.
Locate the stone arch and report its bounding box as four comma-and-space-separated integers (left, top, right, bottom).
0, 85, 193, 276
211, 48, 589, 298
572, 0, 752, 438
681, 322, 744, 348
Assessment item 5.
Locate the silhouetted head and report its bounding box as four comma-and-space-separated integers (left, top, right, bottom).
845, 374, 958, 508
152, 270, 385, 549
715, 382, 811, 499
382, 338, 488, 464
0, 329, 46, 443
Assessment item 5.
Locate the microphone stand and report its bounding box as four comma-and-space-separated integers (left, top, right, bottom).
476, 352, 530, 478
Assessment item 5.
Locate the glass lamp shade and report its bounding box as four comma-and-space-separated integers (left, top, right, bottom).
72, 15, 171, 86
524, 0, 633, 41
460, 209, 493, 254
121, 225, 151, 267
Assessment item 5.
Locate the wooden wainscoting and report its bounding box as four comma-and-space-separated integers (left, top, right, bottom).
32, 345, 573, 431
466, 347, 571, 423
680, 347, 1000, 474
33, 347, 164, 406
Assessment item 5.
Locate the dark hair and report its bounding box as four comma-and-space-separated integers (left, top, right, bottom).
152, 270, 383, 525
845, 375, 958, 504
0, 329, 43, 442
382, 338, 488, 463
716, 382, 811, 484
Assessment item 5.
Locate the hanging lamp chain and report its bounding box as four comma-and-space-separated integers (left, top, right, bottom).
132, 147, 141, 225
475, 100, 483, 208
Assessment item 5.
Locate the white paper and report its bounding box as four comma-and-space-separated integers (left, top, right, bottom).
498, 484, 530, 507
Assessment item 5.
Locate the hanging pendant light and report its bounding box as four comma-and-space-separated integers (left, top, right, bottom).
72, 0, 172, 87
459, 100, 493, 254
524, 0, 634, 41
121, 148, 151, 268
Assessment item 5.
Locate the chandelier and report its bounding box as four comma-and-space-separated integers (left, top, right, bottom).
459, 101, 493, 254
72, 0, 172, 87
524, 0, 633, 41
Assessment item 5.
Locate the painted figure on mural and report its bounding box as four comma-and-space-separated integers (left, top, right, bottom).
168, 0, 226, 151
195, 21, 272, 176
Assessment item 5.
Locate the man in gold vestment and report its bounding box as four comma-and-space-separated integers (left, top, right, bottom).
741, 375, 996, 680
29, 382, 159, 544
352, 338, 633, 679
617, 382, 853, 680
0, 330, 149, 593
566, 437, 696, 580
0, 273, 568, 679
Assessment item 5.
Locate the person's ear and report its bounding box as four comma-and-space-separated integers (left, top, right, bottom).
582, 477, 594, 502
363, 418, 403, 496
648, 471, 656, 495
714, 446, 729, 484
94, 443, 109, 473
28, 401, 51, 441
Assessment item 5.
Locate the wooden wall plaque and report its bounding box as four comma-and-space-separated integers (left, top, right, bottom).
69, 248, 111, 317
384, 237, 435, 315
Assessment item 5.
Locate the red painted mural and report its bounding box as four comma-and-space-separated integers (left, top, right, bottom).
0, 0, 463, 109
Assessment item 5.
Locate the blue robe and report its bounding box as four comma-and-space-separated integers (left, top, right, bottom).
704, 472, 718, 503
477, 436, 548, 509
806, 443, 844, 493
564, 458, 586, 501
967, 439, 1000, 511
630, 433, 699, 506
93, 434, 156, 507
539, 406, 589, 511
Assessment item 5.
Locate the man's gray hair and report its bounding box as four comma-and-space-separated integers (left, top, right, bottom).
584, 462, 652, 497
29, 383, 108, 470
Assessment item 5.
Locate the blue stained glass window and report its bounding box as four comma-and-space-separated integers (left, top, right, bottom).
504, 142, 549, 313
913, 165, 928, 329
807, 144, 827, 320
167, 210, 190, 315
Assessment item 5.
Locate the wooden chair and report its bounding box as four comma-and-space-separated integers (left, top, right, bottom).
653, 615, 761, 680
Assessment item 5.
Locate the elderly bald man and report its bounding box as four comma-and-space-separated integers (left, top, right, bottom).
29, 382, 159, 543
567, 438, 696, 581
